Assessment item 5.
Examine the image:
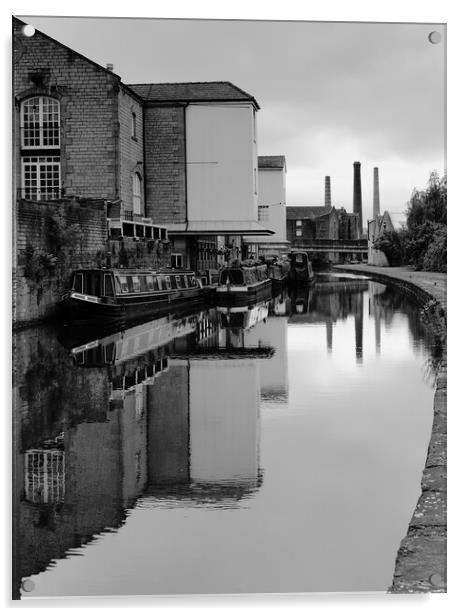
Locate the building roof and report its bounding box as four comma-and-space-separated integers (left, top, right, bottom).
369, 210, 394, 235
258, 156, 286, 170
286, 206, 333, 220
13, 17, 144, 103
127, 81, 260, 109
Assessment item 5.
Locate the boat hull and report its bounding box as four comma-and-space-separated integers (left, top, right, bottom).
62, 286, 213, 324
215, 279, 272, 307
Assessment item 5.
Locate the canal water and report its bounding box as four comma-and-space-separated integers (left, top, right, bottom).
13, 274, 443, 598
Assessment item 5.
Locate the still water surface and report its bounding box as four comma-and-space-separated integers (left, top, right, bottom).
13, 274, 442, 597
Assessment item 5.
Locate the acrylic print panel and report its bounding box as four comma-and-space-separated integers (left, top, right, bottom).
12, 15, 446, 599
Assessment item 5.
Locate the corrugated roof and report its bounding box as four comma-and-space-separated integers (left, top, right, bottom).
127, 81, 259, 109
258, 155, 286, 169
286, 206, 332, 220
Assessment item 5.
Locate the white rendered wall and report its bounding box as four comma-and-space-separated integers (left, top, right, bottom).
247, 167, 287, 245
186, 104, 258, 223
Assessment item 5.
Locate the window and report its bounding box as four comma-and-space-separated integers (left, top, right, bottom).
171, 253, 183, 269
20, 96, 61, 200
119, 276, 129, 293
132, 172, 143, 216
104, 274, 114, 296
131, 112, 137, 139
21, 96, 60, 148
132, 276, 141, 293
258, 205, 269, 222
165, 276, 172, 290
146, 275, 154, 291
296, 220, 302, 227
296, 229, 302, 237
22, 156, 60, 200
139, 276, 148, 292
73, 273, 83, 293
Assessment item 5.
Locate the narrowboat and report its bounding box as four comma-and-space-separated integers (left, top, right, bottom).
61, 268, 211, 323
288, 251, 315, 285
216, 263, 272, 306
263, 255, 291, 293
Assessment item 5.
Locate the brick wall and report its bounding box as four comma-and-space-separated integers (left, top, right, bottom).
13, 18, 120, 200
118, 88, 145, 213
14, 198, 108, 326
143, 105, 187, 224
14, 198, 173, 327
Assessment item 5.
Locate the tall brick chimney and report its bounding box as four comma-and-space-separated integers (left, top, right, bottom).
353, 161, 363, 235
325, 176, 331, 208
373, 167, 380, 219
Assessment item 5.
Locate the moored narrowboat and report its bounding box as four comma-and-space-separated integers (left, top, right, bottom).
263, 255, 291, 292
288, 251, 315, 285
62, 268, 211, 323
216, 263, 272, 306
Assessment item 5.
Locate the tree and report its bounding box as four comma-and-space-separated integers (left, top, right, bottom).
373, 172, 446, 272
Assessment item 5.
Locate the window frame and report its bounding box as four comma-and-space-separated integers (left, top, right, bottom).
131, 112, 137, 140
21, 96, 60, 149
132, 172, 143, 216
21, 155, 61, 201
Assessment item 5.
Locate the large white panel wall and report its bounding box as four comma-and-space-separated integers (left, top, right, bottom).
258, 168, 286, 242
186, 104, 257, 223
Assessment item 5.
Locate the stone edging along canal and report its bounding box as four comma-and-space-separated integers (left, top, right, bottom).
332, 265, 446, 593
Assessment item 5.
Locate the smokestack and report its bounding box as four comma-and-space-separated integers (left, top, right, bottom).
353, 161, 363, 235
324, 176, 332, 208
373, 167, 380, 219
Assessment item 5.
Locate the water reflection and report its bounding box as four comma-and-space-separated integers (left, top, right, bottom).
12, 274, 444, 598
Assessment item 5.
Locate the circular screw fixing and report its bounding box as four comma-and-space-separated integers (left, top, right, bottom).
429, 573, 443, 587
21, 579, 35, 592
22, 25, 36, 37
428, 31, 442, 44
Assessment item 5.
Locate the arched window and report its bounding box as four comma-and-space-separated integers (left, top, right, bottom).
21, 96, 60, 148
20, 96, 61, 200
132, 172, 143, 216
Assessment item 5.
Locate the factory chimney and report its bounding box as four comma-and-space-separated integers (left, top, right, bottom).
324, 176, 332, 208
353, 161, 363, 236
373, 167, 380, 219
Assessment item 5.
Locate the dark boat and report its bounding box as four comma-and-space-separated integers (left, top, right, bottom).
216, 263, 272, 306
61, 268, 212, 323
288, 251, 315, 285
263, 255, 291, 293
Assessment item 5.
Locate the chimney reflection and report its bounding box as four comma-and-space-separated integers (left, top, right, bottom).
326, 319, 333, 354
355, 290, 364, 364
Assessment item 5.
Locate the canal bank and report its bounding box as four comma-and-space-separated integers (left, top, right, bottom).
333, 264, 446, 593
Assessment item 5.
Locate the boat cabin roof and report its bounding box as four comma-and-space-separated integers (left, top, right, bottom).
73, 268, 196, 276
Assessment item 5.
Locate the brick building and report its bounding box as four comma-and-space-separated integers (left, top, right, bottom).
367, 210, 395, 266
13, 18, 272, 285
286, 205, 341, 243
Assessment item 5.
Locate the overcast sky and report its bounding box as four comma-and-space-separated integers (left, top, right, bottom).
19, 16, 445, 227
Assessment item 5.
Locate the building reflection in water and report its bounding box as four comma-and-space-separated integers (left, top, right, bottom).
13, 304, 270, 597
12, 276, 445, 598
287, 275, 369, 364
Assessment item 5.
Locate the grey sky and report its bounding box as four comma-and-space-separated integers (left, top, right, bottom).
19, 16, 446, 227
